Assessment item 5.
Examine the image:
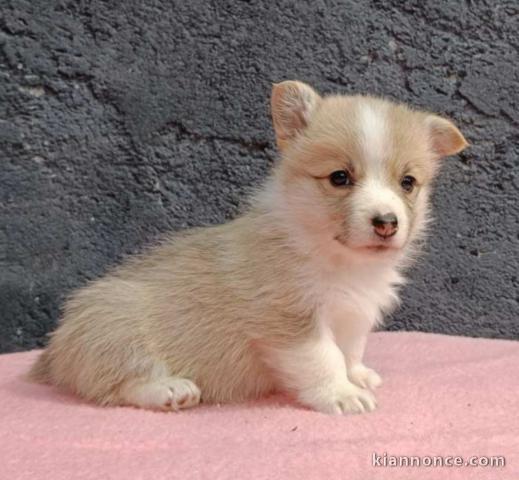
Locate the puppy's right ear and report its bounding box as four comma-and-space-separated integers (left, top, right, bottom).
271, 81, 321, 152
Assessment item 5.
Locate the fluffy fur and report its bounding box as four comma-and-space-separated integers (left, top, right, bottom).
29, 81, 468, 414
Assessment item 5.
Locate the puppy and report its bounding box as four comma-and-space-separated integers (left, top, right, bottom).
29, 81, 468, 414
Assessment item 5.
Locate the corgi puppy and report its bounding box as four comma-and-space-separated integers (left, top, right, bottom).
29, 81, 468, 414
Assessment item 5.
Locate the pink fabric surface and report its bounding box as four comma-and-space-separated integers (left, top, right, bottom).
1, 332, 518, 480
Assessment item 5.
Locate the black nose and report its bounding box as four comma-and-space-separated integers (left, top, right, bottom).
371, 213, 398, 239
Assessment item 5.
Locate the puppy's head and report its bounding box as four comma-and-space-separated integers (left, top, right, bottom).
269, 81, 468, 260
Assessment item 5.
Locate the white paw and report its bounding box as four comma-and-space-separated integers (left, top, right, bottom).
161, 377, 201, 411
334, 384, 377, 414
306, 382, 377, 415
348, 364, 382, 391
123, 377, 201, 411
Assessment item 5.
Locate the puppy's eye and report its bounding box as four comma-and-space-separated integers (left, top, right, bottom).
329, 170, 352, 187
401, 175, 416, 193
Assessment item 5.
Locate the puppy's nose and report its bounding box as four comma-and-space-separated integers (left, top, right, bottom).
372, 213, 398, 239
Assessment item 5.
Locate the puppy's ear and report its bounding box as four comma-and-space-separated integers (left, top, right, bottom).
426, 115, 469, 158
271, 81, 321, 152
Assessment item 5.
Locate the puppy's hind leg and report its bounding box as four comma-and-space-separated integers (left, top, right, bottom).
119, 376, 201, 411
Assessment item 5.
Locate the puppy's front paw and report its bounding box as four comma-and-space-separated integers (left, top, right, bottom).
348, 364, 382, 391
308, 383, 377, 415
335, 384, 377, 414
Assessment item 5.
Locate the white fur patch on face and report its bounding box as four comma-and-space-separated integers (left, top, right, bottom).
358, 103, 390, 171
347, 178, 409, 250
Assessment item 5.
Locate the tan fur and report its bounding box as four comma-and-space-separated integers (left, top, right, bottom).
29, 81, 467, 413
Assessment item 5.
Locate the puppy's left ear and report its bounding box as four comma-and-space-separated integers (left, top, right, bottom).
271, 80, 321, 152
426, 115, 469, 158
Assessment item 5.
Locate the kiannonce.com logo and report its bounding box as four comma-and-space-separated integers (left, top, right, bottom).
372, 452, 506, 468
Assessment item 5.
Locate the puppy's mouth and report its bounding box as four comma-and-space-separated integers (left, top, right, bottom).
362, 245, 394, 252
334, 234, 401, 253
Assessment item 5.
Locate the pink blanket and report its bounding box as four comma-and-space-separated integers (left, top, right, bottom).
1, 332, 518, 480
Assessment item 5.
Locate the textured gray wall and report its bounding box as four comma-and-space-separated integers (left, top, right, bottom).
1, 0, 518, 353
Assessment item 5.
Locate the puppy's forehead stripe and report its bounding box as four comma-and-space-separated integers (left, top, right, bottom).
358, 103, 390, 170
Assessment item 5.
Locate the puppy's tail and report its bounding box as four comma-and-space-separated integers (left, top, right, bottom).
26, 350, 52, 384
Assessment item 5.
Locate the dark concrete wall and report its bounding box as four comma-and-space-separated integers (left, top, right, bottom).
1, 0, 518, 352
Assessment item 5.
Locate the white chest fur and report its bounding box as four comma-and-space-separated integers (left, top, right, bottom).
312, 260, 404, 341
